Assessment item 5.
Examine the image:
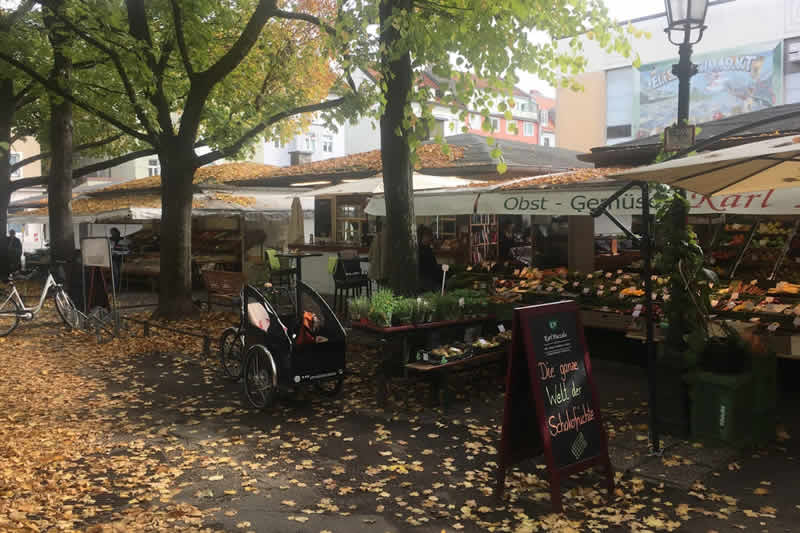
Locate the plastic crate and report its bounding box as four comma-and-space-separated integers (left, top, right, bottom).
686, 371, 754, 445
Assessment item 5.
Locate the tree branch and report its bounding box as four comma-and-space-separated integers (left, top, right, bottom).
0, 49, 151, 143
43, 2, 160, 139
9, 145, 158, 191
196, 96, 347, 166
169, 0, 194, 76
11, 133, 124, 171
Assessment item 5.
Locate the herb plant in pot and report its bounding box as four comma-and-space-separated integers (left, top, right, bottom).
368, 288, 396, 328
393, 298, 415, 326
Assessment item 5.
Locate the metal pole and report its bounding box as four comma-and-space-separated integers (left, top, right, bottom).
673, 27, 696, 125
641, 182, 660, 454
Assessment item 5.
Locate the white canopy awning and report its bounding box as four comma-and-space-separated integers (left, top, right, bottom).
366, 180, 800, 216
307, 174, 476, 197
610, 135, 800, 196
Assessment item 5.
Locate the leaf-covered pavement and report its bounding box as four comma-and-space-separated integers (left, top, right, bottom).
1, 305, 798, 532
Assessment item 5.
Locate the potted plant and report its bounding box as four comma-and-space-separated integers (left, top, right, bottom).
368, 288, 396, 328
348, 296, 369, 323
393, 298, 415, 325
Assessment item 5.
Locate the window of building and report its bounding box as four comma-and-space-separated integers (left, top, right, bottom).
490, 117, 499, 131
147, 158, 160, 176
9, 152, 20, 178
322, 134, 334, 153
519, 102, 528, 112
523, 122, 535, 137
540, 109, 549, 124
470, 114, 482, 130
429, 118, 445, 140
543, 137, 551, 147
305, 133, 316, 152
606, 67, 634, 142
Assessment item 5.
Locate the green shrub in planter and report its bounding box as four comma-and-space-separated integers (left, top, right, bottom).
433, 294, 461, 321
393, 298, 415, 325
368, 288, 396, 327
348, 296, 370, 322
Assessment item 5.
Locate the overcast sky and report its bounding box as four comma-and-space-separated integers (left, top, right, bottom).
519, 0, 667, 97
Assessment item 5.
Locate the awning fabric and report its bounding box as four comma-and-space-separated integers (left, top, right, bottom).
306, 174, 476, 197
609, 135, 800, 196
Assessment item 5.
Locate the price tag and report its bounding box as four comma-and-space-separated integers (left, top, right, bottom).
498, 324, 506, 333
731, 292, 739, 301
632, 304, 643, 318
615, 278, 622, 285
597, 290, 605, 297
546, 286, 553, 292
441, 264, 450, 272
651, 292, 657, 300
583, 288, 590, 294
663, 293, 671, 302
572, 281, 580, 287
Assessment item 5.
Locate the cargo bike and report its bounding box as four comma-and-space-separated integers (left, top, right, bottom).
218, 282, 346, 408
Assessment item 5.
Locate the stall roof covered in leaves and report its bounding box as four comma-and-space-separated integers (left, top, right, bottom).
94, 161, 279, 194
232, 134, 591, 187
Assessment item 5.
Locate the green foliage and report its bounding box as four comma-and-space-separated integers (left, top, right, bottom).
352, 0, 638, 171
368, 288, 397, 327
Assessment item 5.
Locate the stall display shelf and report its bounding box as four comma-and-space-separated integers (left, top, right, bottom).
469, 214, 497, 264
709, 217, 800, 280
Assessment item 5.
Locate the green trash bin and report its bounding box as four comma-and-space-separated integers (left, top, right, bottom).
685, 371, 754, 446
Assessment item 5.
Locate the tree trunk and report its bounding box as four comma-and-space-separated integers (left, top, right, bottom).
155, 145, 197, 319
0, 78, 13, 233
379, 0, 418, 295
45, 1, 75, 265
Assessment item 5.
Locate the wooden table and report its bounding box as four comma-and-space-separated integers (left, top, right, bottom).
351, 316, 497, 406
405, 348, 507, 406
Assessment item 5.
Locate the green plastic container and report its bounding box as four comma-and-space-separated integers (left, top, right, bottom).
685, 371, 754, 445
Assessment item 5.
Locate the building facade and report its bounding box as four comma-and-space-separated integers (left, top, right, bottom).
556, 0, 800, 152
254, 69, 545, 166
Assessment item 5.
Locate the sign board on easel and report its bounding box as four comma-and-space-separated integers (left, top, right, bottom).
80, 237, 119, 335
495, 300, 613, 512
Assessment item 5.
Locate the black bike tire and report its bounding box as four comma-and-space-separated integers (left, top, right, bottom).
0, 296, 20, 337
314, 376, 344, 397
218, 328, 244, 380
243, 345, 277, 410
54, 288, 80, 330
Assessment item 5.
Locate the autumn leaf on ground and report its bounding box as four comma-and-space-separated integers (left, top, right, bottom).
753, 487, 770, 495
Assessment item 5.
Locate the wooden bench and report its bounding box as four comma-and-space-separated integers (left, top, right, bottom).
202, 270, 245, 310
405, 348, 507, 407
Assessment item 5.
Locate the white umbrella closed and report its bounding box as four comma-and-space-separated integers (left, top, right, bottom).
610, 135, 800, 195
288, 197, 304, 245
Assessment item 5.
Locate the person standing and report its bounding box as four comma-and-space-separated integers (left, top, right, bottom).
498, 221, 515, 263
418, 226, 440, 291
7, 229, 22, 273
109, 227, 128, 290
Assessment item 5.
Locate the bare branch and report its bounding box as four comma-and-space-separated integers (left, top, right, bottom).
169, 0, 194, 76
10, 145, 158, 191
11, 133, 124, 171
0, 50, 152, 143
196, 96, 347, 166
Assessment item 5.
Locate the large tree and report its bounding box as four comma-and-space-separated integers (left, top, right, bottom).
374, 0, 641, 292
1, 0, 361, 317
0, 3, 152, 253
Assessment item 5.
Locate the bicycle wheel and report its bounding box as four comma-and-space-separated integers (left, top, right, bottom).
218, 327, 244, 380
0, 295, 20, 337
243, 345, 278, 409
54, 288, 81, 330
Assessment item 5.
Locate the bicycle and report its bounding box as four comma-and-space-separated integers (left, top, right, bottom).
0, 266, 82, 336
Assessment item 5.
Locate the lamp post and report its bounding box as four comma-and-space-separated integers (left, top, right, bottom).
665, 0, 709, 126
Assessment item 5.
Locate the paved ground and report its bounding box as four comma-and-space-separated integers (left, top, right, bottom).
1, 303, 799, 532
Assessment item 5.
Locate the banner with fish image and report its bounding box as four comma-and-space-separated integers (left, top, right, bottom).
634, 41, 783, 139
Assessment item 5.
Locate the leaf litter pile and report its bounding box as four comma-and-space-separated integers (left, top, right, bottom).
0, 302, 792, 532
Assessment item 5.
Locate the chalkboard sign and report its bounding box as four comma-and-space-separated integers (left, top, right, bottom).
496, 300, 613, 512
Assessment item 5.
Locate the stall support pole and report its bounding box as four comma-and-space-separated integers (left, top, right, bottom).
640, 182, 659, 454
591, 180, 659, 454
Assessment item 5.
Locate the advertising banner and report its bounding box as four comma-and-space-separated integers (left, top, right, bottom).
478, 188, 800, 216
634, 41, 783, 138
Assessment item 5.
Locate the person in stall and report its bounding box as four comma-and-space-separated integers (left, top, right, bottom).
498, 221, 515, 263
418, 225, 440, 291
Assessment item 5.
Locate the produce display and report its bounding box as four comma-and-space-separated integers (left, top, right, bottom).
710, 218, 799, 279
417, 330, 512, 365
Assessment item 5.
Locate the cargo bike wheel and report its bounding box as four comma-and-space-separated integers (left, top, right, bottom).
243, 345, 278, 409
218, 327, 245, 380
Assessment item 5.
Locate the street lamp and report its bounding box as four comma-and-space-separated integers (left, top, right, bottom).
664, 0, 709, 124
